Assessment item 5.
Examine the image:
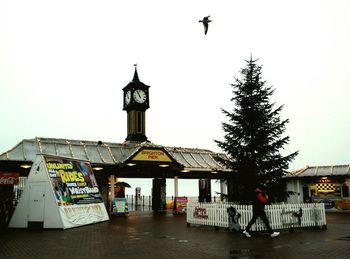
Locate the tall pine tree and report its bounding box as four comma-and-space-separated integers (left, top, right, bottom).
215, 57, 298, 203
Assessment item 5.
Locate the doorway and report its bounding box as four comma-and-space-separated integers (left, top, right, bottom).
28, 184, 45, 228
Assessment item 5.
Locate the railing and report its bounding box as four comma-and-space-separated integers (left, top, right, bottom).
125, 196, 223, 211
187, 202, 326, 230
125, 195, 153, 211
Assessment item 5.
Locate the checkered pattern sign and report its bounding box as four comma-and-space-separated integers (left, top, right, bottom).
316, 183, 337, 192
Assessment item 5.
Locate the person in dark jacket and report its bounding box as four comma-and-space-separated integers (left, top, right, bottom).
243, 187, 280, 238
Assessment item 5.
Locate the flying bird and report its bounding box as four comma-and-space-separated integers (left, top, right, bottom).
199, 16, 212, 35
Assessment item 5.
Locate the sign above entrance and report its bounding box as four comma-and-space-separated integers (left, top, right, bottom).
131, 149, 172, 162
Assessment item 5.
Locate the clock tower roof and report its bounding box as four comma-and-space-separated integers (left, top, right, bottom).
132, 66, 140, 82
123, 66, 150, 91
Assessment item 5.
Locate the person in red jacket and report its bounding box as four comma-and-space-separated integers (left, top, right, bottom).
243, 187, 280, 238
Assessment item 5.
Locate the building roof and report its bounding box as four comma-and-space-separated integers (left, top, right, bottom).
285, 165, 350, 178
0, 137, 230, 174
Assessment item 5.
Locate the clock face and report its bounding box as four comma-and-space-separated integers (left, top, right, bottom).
133, 89, 147, 103
125, 90, 131, 105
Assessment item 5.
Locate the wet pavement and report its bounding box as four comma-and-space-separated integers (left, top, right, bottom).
0, 211, 350, 259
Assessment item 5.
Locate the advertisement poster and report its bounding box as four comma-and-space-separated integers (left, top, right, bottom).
45, 156, 103, 206
0, 172, 19, 185
59, 203, 109, 228
175, 197, 188, 214
112, 198, 128, 215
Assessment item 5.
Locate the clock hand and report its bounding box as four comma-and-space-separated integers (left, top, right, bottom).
137, 91, 141, 98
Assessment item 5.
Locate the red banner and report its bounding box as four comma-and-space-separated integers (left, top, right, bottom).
0, 172, 20, 185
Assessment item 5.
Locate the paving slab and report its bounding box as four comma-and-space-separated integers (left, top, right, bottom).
0, 211, 349, 259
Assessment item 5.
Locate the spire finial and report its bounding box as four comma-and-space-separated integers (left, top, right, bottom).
132, 63, 139, 82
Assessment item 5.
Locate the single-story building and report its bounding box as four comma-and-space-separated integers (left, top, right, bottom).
286, 164, 350, 210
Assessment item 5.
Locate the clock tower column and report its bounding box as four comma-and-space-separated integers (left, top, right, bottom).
122, 66, 150, 142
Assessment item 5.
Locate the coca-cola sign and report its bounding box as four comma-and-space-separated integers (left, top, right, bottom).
0, 172, 19, 185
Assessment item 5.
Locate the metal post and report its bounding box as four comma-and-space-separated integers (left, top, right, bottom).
110, 175, 115, 213
174, 176, 178, 198
297, 180, 301, 203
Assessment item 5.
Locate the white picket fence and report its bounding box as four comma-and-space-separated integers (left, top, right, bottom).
187, 202, 326, 231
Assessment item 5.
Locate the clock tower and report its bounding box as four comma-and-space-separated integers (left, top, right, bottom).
123, 66, 150, 142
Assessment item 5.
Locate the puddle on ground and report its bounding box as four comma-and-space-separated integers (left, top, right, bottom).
273, 245, 283, 249
337, 236, 350, 241
229, 249, 262, 259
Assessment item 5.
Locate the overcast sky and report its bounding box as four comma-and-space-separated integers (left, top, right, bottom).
1, 0, 349, 196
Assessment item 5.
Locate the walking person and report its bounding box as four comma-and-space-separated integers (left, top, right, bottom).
243, 187, 280, 238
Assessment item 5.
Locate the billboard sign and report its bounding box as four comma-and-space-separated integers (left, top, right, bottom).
45, 156, 103, 206
9, 155, 109, 229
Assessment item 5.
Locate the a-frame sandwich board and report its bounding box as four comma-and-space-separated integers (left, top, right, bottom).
9, 154, 109, 229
